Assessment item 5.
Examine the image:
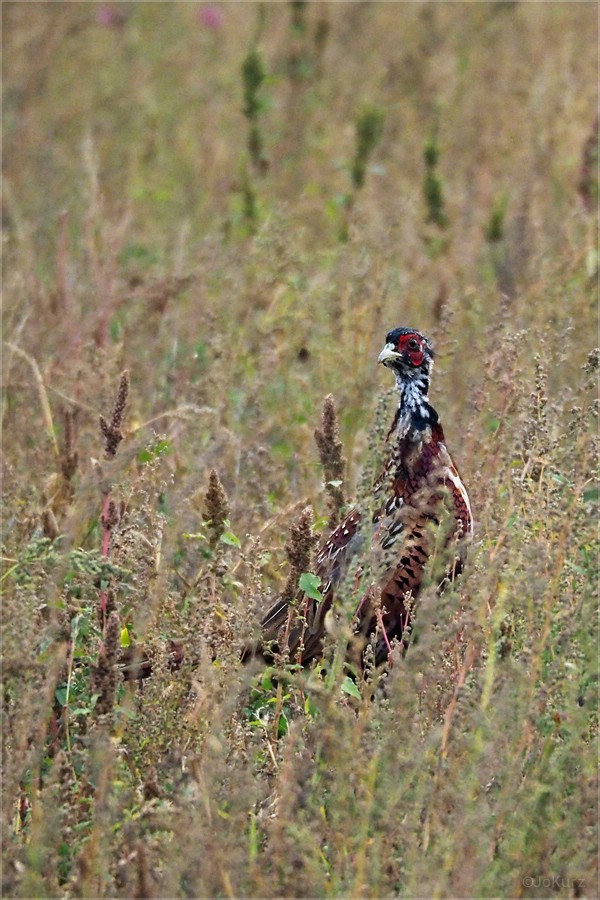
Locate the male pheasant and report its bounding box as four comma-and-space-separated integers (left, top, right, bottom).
258, 327, 473, 667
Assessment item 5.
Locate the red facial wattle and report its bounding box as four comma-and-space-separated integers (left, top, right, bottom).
397, 333, 425, 367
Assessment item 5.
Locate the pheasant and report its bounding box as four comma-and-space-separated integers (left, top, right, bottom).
258, 327, 473, 667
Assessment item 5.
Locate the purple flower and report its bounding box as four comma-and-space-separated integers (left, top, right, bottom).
198, 4, 224, 31
96, 5, 127, 28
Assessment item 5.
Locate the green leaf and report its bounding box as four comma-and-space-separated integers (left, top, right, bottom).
120, 626, 131, 648
260, 668, 274, 692
299, 572, 323, 601
77, 615, 91, 639
55, 686, 68, 707
304, 696, 318, 718
341, 676, 361, 700
326, 479, 343, 487
138, 439, 172, 464
220, 530, 241, 548
277, 714, 289, 737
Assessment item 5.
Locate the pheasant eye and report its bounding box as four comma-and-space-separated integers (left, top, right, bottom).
408, 338, 420, 350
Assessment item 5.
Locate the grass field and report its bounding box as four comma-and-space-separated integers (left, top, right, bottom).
2, 3, 598, 898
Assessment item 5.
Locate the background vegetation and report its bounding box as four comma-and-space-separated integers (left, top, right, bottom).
2, 2, 598, 898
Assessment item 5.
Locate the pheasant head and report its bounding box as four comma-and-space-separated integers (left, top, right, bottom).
378, 327, 437, 433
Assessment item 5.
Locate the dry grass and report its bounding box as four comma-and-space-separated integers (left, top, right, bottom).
2, 3, 598, 898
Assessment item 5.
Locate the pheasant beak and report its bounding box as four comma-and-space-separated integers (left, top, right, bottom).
378, 343, 402, 366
